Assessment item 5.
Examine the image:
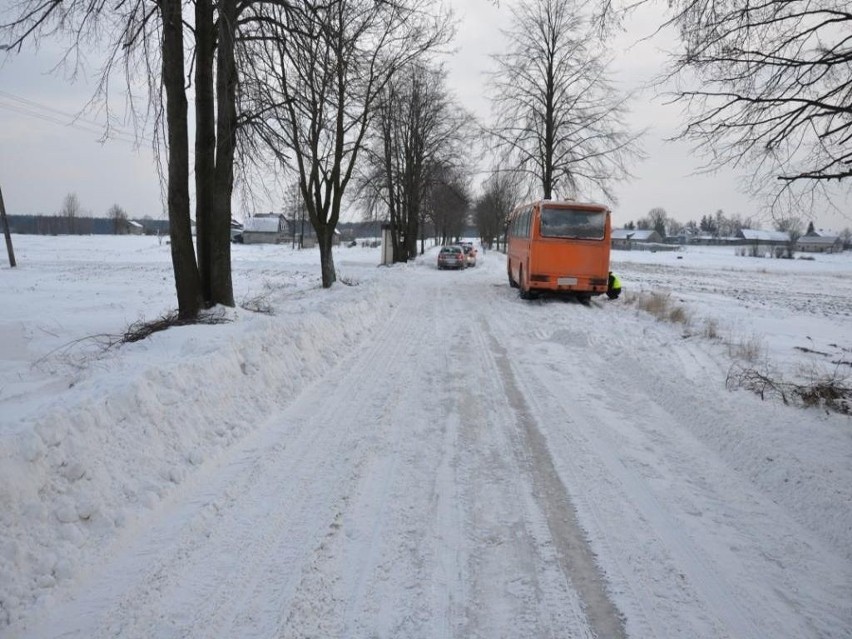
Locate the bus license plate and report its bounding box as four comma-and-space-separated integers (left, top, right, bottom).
557, 277, 578, 285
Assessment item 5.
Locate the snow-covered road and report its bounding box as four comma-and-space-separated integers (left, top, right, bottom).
2, 237, 850, 637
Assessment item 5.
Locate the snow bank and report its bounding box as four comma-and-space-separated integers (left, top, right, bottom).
0, 237, 402, 626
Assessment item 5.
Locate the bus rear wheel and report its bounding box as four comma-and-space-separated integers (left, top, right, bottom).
508, 262, 519, 288
519, 266, 535, 300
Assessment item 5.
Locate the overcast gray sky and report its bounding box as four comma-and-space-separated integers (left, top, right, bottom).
1, 0, 849, 231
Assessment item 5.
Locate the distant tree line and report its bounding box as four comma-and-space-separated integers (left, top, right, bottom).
6, 214, 167, 236
6, 213, 397, 241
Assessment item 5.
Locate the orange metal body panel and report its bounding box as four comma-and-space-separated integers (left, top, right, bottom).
507, 200, 611, 296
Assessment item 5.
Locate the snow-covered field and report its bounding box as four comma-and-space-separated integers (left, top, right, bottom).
1, 235, 850, 638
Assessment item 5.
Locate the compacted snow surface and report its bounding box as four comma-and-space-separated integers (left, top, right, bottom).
1, 235, 850, 638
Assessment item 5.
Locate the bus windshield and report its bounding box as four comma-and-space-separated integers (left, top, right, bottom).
539, 206, 606, 240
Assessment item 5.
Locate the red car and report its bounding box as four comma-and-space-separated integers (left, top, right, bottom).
437, 245, 467, 270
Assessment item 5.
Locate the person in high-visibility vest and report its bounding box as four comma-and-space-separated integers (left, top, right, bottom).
607, 272, 622, 299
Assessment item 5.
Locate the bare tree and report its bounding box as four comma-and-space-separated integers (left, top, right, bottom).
425, 166, 470, 246
475, 169, 524, 250
647, 206, 668, 238
159, 0, 205, 316
659, 0, 851, 214
107, 203, 129, 234
667, 218, 684, 237
776, 216, 804, 258
489, 0, 642, 202
59, 192, 81, 234
243, 0, 451, 287
359, 62, 471, 262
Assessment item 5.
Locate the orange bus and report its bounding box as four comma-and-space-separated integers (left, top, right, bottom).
506, 199, 612, 299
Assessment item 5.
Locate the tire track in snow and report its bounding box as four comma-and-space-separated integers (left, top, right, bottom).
495, 314, 757, 636
489, 299, 840, 638
476, 313, 628, 639
278, 282, 457, 637
263, 278, 473, 637
461, 314, 595, 638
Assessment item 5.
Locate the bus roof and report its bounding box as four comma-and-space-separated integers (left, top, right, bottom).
511, 199, 610, 213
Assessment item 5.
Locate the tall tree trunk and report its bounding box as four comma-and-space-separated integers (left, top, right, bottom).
160, 0, 203, 319
405, 205, 418, 260
210, 0, 237, 307
317, 223, 336, 288
194, 0, 215, 303
404, 164, 419, 260
382, 118, 403, 263
390, 209, 403, 263
0, 186, 17, 267
543, 53, 555, 200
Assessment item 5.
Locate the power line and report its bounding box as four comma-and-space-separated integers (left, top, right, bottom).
0, 89, 153, 146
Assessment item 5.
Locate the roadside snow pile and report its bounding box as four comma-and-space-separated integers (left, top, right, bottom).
0, 239, 403, 627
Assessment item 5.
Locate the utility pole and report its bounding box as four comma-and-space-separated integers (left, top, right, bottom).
0, 48, 16, 266
0, 186, 17, 268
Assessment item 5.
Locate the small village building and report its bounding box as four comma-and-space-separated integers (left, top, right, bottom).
127, 220, 144, 235
737, 228, 791, 257
797, 233, 843, 253
242, 214, 287, 244
611, 228, 663, 250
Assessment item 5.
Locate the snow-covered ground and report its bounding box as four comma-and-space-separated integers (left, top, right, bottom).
1, 235, 850, 638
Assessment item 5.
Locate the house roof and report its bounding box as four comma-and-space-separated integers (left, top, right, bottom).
806, 228, 839, 237
740, 229, 790, 242
612, 229, 660, 241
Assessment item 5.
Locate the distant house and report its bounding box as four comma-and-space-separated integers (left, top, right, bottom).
798, 233, 843, 253
127, 220, 144, 235
611, 228, 663, 250
737, 229, 790, 245
242, 214, 287, 244
736, 228, 791, 257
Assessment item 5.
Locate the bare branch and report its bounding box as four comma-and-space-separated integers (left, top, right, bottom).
487, 0, 643, 202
